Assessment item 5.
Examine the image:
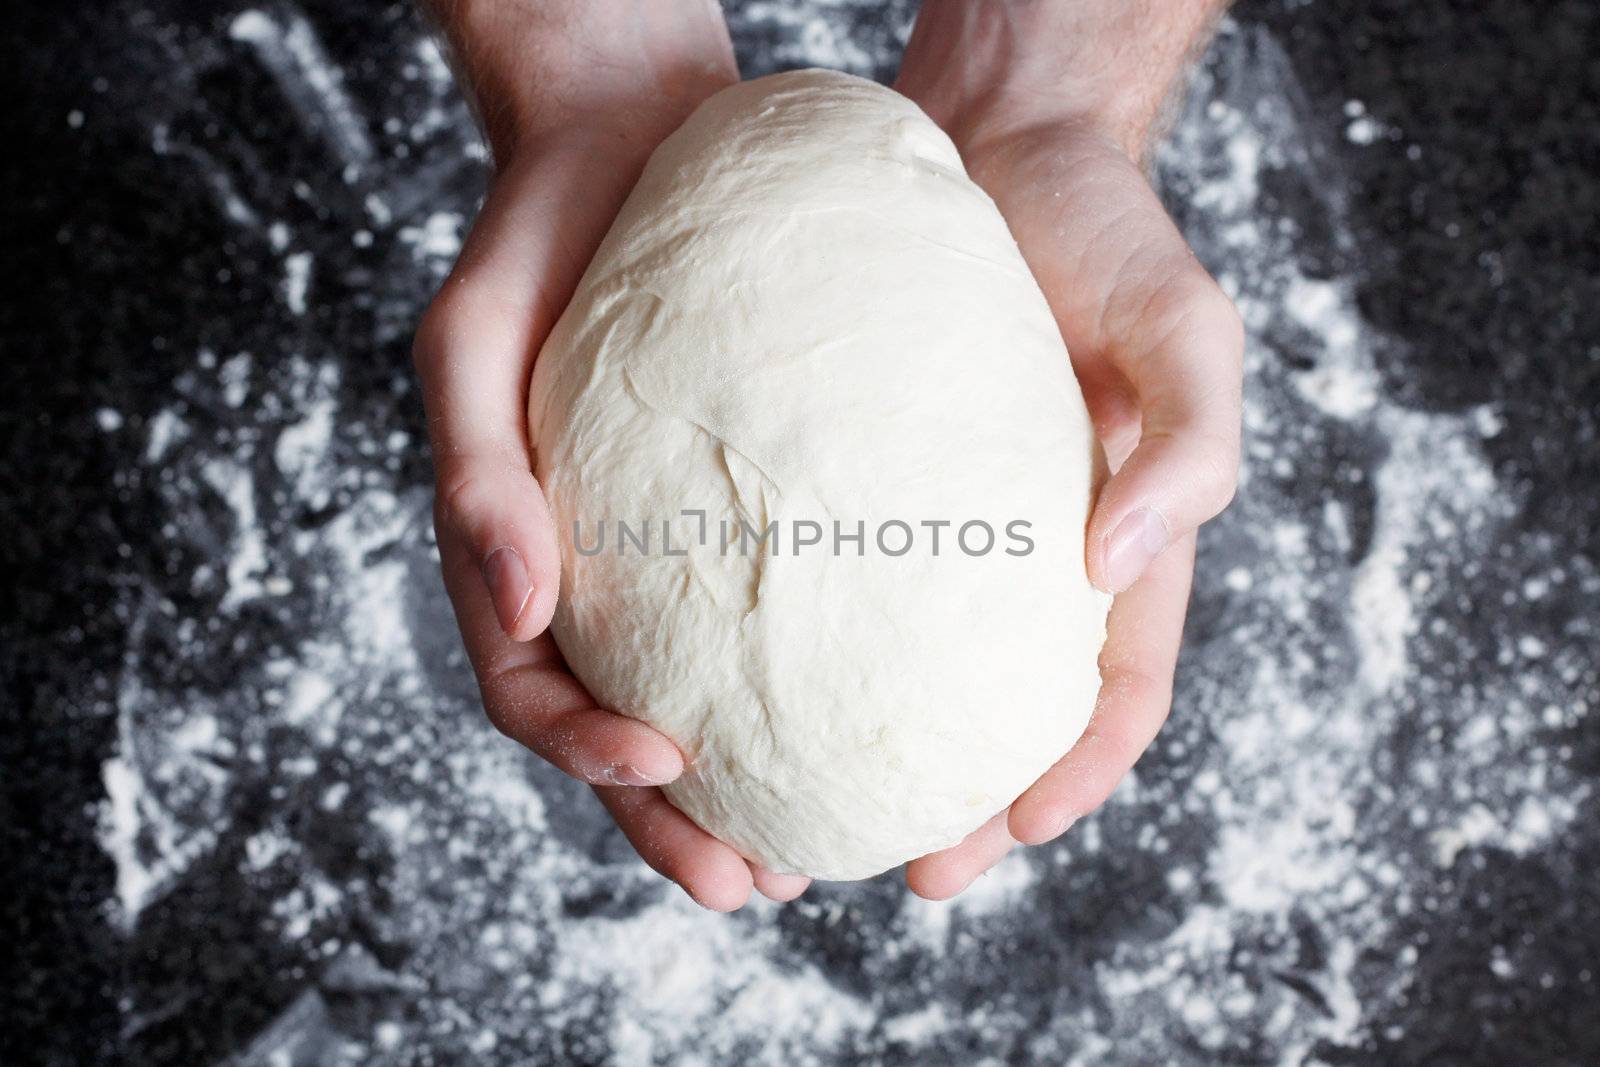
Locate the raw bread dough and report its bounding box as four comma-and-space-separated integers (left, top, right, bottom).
529, 69, 1110, 880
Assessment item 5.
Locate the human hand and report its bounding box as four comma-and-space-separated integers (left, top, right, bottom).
414, 0, 807, 910
893, 0, 1243, 898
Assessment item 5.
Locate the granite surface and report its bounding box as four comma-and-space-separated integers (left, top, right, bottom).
3, 1, 1597, 1064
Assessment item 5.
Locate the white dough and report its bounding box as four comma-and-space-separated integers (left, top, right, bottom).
529, 69, 1110, 880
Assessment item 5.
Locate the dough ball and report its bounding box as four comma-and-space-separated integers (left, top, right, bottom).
529, 69, 1110, 881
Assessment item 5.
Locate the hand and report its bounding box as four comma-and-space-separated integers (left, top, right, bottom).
414, 0, 807, 910
894, 0, 1243, 898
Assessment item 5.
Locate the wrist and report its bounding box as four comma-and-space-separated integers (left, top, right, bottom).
896, 0, 1229, 161
424, 0, 736, 164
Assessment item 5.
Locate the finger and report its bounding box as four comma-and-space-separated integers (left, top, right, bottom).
978, 138, 1242, 595
415, 145, 649, 641
439, 532, 684, 786
419, 143, 686, 784
597, 785, 755, 912
1008, 533, 1196, 845
749, 864, 811, 903
1086, 261, 1243, 593
904, 812, 1017, 901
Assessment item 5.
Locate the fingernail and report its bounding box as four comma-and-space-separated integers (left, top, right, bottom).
482, 546, 533, 635
1100, 507, 1170, 593
600, 763, 670, 787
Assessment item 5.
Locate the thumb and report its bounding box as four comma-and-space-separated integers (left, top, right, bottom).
1086, 269, 1244, 594
964, 129, 1244, 597
414, 146, 637, 640
416, 281, 563, 642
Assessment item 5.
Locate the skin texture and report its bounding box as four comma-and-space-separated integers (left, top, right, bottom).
414, 0, 1242, 908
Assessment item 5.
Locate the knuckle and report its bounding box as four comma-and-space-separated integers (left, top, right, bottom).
1094, 661, 1175, 736
1119, 265, 1245, 374
1173, 268, 1243, 347
1133, 423, 1239, 522
477, 669, 537, 745
434, 468, 486, 542
481, 696, 517, 741
1192, 430, 1241, 513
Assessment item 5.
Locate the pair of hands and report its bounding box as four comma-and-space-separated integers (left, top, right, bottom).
414, 1, 1242, 909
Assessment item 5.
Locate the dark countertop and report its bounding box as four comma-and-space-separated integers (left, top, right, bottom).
4, 1, 1596, 1064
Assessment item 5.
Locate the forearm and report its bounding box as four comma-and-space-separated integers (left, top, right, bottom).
898, 0, 1231, 159
421, 0, 736, 162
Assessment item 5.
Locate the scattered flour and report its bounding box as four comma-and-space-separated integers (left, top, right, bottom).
94, 9, 1590, 1064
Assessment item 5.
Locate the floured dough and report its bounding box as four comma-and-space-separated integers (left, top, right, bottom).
529, 69, 1109, 880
